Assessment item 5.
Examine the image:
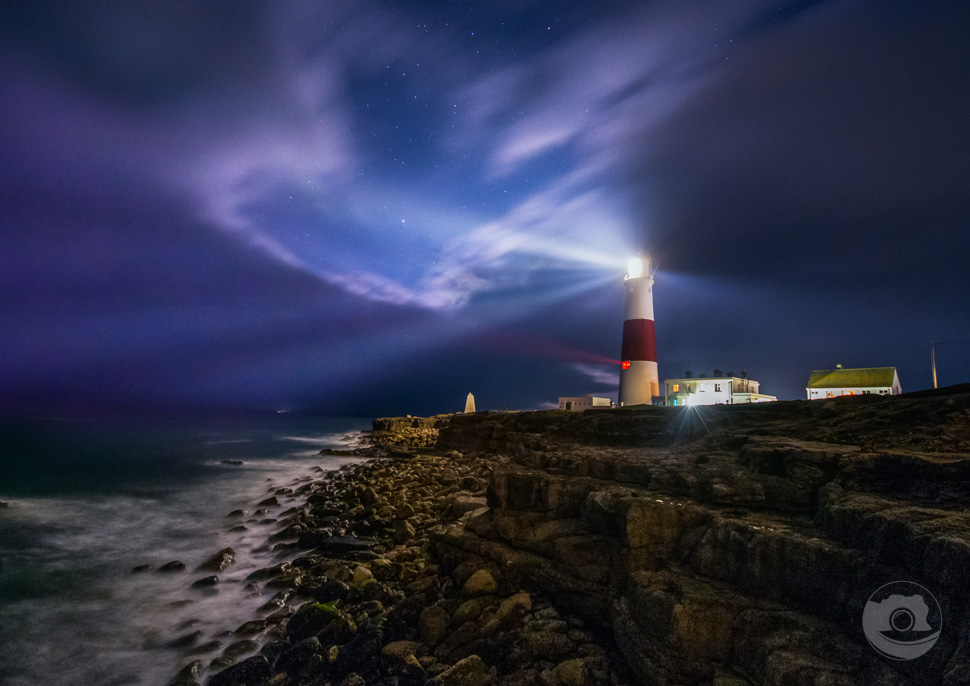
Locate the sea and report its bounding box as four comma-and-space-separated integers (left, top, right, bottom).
0, 413, 372, 686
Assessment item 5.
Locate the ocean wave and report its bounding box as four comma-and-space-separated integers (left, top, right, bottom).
0, 416, 371, 686
276, 432, 358, 445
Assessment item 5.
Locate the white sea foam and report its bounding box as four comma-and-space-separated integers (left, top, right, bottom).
276, 433, 358, 444
0, 419, 368, 686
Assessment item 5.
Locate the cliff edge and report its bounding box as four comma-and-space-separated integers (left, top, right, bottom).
435, 387, 970, 685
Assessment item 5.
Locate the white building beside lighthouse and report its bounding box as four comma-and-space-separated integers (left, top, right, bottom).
665, 374, 777, 406
618, 253, 659, 406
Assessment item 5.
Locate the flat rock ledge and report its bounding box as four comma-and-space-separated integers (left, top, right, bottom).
435, 387, 970, 686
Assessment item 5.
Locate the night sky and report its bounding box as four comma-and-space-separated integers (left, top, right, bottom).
2, 0, 968, 417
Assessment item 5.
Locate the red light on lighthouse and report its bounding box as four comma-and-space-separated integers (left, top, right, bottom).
621, 361, 631, 370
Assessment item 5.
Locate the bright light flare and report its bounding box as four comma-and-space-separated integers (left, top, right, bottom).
627, 257, 644, 278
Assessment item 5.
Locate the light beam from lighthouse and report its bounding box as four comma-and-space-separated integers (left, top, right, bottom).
618, 252, 659, 406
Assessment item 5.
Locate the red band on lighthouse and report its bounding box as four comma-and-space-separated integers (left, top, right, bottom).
620, 319, 657, 362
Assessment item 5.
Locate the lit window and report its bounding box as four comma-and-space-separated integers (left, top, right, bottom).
672, 384, 679, 392
621, 361, 631, 370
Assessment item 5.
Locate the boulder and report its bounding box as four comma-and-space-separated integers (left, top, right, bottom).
233, 620, 265, 637
462, 570, 498, 598
452, 496, 488, 517
553, 659, 592, 686
419, 605, 450, 647
317, 613, 358, 645
449, 635, 513, 666
191, 575, 219, 589
381, 640, 421, 665
452, 597, 494, 627
395, 521, 417, 544
397, 654, 428, 685
245, 563, 289, 583
333, 629, 385, 674
496, 593, 532, 626
311, 578, 350, 603
317, 536, 375, 555
207, 655, 271, 686
170, 659, 204, 685
352, 565, 374, 585
222, 639, 259, 660
166, 631, 203, 649
275, 636, 321, 678
427, 655, 492, 686
286, 601, 340, 642
198, 548, 235, 572
187, 640, 222, 656
519, 631, 573, 659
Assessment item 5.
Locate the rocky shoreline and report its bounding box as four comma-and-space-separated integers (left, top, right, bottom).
166, 432, 631, 686
163, 387, 970, 686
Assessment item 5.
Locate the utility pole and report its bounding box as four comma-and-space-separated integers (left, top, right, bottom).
930, 339, 970, 389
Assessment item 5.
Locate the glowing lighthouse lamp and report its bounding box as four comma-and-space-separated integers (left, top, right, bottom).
618, 253, 659, 406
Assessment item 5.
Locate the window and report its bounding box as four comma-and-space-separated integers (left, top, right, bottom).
715, 384, 721, 392
672, 384, 679, 392
826, 391, 834, 398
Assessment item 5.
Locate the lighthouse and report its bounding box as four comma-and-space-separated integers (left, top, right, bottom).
618, 252, 659, 406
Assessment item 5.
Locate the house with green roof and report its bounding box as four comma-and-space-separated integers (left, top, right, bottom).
806, 366, 901, 399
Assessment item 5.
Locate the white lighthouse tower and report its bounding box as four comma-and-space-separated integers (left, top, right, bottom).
618, 253, 659, 406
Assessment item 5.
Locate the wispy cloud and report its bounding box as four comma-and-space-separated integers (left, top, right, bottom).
573, 363, 619, 387
458, 0, 776, 178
